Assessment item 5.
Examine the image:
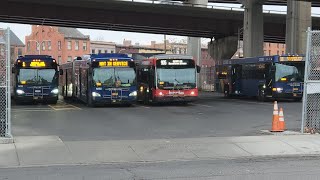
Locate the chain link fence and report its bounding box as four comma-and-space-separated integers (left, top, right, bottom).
199, 66, 215, 91
302, 28, 320, 133
0, 28, 11, 137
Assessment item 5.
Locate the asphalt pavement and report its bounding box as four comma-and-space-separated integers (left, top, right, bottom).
1, 156, 320, 179
11, 92, 303, 141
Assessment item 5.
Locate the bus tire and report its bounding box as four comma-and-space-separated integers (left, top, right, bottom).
48, 100, 58, 105
258, 89, 266, 102
294, 98, 302, 102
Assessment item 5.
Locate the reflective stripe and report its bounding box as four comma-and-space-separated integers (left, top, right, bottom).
279, 117, 284, 121
273, 111, 278, 115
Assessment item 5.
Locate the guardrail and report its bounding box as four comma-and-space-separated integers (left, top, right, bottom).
117, 0, 320, 16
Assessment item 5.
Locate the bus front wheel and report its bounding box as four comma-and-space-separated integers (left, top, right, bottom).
258, 89, 266, 102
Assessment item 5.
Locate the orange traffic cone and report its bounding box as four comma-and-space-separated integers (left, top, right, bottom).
278, 107, 286, 131
271, 101, 282, 132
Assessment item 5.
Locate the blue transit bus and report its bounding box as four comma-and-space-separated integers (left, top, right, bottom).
12, 55, 60, 104
60, 53, 137, 106
215, 55, 305, 101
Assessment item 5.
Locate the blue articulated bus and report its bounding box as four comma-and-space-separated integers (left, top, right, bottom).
12, 55, 60, 104
60, 53, 137, 106
215, 55, 305, 101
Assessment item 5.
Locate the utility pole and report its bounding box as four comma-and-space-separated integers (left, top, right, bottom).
164, 34, 167, 54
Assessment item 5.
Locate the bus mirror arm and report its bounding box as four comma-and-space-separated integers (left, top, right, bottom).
196, 66, 201, 73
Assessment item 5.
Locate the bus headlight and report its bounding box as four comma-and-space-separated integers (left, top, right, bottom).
51, 88, 59, 94
272, 88, 283, 93
191, 91, 195, 95
129, 91, 137, 97
16, 89, 25, 95
92, 92, 101, 97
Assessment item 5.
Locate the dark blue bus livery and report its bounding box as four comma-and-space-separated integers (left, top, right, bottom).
215, 55, 305, 101
60, 53, 137, 106
12, 55, 60, 104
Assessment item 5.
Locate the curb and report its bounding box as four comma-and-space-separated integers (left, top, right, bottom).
0, 137, 14, 144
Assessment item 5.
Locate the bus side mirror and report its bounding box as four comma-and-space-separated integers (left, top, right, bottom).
12, 67, 15, 74
196, 66, 201, 73
129, 61, 135, 68
59, 69, 64, 75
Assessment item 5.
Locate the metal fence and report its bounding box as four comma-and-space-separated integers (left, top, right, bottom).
0, 28, 11, 137
199, 66, 215, 91
302, 28, 320, 133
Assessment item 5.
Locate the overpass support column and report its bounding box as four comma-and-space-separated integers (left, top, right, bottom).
242, 0, 265, 57
185, 0, 208, 88
286, 1, 311, 55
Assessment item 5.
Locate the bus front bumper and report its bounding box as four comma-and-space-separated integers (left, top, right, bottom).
93, 97, 137, 105
271, 92, 303, 99
154, 96, 198, 103
15, 94, 58, 102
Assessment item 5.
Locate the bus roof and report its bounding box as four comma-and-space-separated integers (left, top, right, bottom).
82, 53, 132, 61
151, 54, 193, 60
218, 55, 305, 66
17, 55, 54, 61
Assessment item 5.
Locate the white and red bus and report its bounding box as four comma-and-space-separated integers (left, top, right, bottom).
136, 54, 200, 104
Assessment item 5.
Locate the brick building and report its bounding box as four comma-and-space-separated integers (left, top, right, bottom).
91, 41, 116, 54
0, 28, 25, 64
233, 41, 286, 58
25, 25, 90, 64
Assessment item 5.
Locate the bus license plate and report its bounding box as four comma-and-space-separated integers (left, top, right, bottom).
33, 96, 39, 100
293, 93, 297, 97
35, 90, 41, 93
112, 93, 118, 96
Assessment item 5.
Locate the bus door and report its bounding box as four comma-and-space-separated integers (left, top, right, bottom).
231, 65, 242, 94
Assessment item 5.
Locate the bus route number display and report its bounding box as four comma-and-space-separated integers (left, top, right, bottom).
99, 61, 128, 67
280, 56, 304, 62
30, 60, 46, 67
160, 60, 188, 66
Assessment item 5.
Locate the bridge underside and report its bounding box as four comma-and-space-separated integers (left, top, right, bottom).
1, 0, 319, 43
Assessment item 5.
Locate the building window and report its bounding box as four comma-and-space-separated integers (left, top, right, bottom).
83, 41, 87, 51
92, 49, 95, 54
105, 50, 108, 53
42, 42, 46, 51
58, 56, 62, 64
111, 50, 114, 53
269, 43, 271, 47
36, 42, 40, 51
48, 41, 51, 51
98, 50, 102, 54
282, 51, 284, 55
75, 41, 79, 50
58, 41, 61, 50
18, 48, 22, 56
269, 50, 271, 55
27, 42, 30, 51
277, 44, 279, 48
67, 41, 72, 50
264, 50, 266, 55
277, 50, 279, 55
67, 56, 72, 62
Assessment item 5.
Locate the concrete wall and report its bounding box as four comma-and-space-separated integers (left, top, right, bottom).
208, 36, 238, 60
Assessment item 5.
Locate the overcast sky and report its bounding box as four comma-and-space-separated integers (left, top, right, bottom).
0, 3, 319, 46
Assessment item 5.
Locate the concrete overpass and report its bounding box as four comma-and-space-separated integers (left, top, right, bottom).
208, 0, 320, 6
0, 0, 318, 40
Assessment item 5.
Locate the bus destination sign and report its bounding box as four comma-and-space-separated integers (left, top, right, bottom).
280, 56, 304, 62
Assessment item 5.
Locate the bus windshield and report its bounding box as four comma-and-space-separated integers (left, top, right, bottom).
18, 69, 56, 85
93, 67, 136, 87
275, 63, 304, 82
156, 67, 196, 89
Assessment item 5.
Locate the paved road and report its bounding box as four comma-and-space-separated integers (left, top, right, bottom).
0, 156, 319, 179
12, 93, 302, 141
